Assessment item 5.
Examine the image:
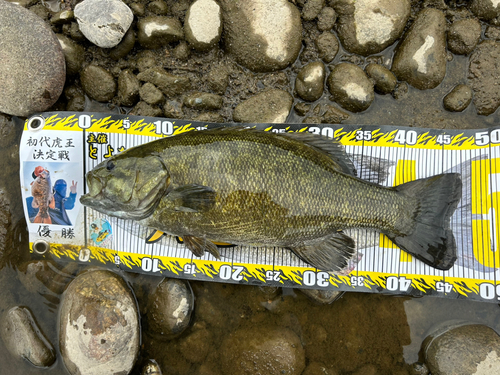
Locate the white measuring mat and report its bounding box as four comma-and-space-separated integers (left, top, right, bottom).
18, 112, 500, 302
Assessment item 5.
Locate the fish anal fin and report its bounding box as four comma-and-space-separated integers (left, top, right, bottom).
168, 184, 216, 213
289, 232, 355, 272
183, 235, 221, 259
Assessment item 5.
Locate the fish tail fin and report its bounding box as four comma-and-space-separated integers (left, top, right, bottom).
33, 213, 52, 224
386, 173, 462, 270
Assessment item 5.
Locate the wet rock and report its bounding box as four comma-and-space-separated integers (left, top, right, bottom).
17, 260, 75, 296
316, 31, 339, 63
74, 0, 133, 48
302, 362, 338, 375
447, 18, 481, 55
193, 112, 224, 122
109, 28, 136, 60
302, 0, 325, 21
179, 326, 213, 363
0, 306, 55, 368
146, 278, 194, 340
484, 25, 500, 40
365, 63, 397, 94
295, 61, 325, 101
118, 70, 140, 106
56, 34, 85, 76
172, 41, 190, 60
220, 0, 302, 72
137, 67, 191, 97
409, 362, 429, 375
233, 89, 293, 123
0, 0, 65, 116
294, 102, 311, 116
299, 289, 343, 304
184, 0, 222, 51
333, 0, 411, 56
327, 63, 374, 112
443, 84, 472, 112
141, 359, 162, 375
59, 269, 140, 375
351, 364, 379, 375
140, 83, 164, 106
163, 100, 184, 118
130, 2, 145, 17
470, 0, 500, 21
392, 8, 447, 90
424, 324, 500, 375
0, 115, 17, 152
206, 66, 230, 95
468, 40, 500, 115
130, 101, 163, 117
392, 81, 408, 100
51, 9, 74, 25
148, 0, 168, 15
183, 92, 223, 110
220, 325, 305, 375
317, 7, 337, 31
80, 65, 116, 102
137, 16, 184, 49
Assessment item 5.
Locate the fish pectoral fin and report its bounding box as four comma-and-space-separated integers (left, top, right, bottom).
167, 184, 216, 213
183, 235, 221, 259
289, 232, 355, 272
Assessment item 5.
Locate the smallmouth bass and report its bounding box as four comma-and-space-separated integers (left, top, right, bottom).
31, 166, 55, 224
80, 128, 462, 271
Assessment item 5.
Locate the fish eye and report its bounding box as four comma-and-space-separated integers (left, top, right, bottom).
106, 161, 115, 171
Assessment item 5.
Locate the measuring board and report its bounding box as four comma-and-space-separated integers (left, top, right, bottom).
18, 112, 500, 302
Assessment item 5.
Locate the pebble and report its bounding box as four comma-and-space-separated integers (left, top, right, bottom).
146, 278, 194, 340
327, 63, 374, 112
392, 8, 447, 90
219, 325, 305, 375
109, 29, 136, 60
206, 66, 230, 95
447, 18, 482, 55
220, 0, 302, 72
183, 92, 223, 110
443, 84, 472, 112
56, 34, 85, 76
468, 40, 500, 115
317, 7, 336, 31
365, 63, 397, 94
172, 41, 190, 60
139, 83, 164, 106
59, 269, 140, 375
148, 0, 168, 16
80, 65, 117, 102
141, 359, 162, 375
0, 306, 56, 368
51, 9, 74, 25
233, 89, 293, 123
470, 0, 500, 21
295, 61, 325, 102
409, 362, 429, 375
117, 70, 140, 106
163, 100, 184, 118
333, 0, 411, 56
0, 0, 65, 117
130, 101, 163, 117
184, 0, 222, 51
315, 32, 339, 63
301, 0, 325, 21
74, 0, 133, 48
424, 324, 500, 375
137, 16, 184, 49
137, 67, 191, 97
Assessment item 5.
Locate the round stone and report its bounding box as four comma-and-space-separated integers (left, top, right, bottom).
117, 70, 140, 106
443, 84, 472, 112
80, 65, 117, 102
0, 0, 65, 116
365, 63, 397, 94
315, 32, 339, 63
184, 0, 222, 51
317, 7, 337, 31
301, 0, 325, 21
327, 63, 375, 112
295, 61, 325, 102
59, 269, 140, 375
447, 18, 482, 55
56, 34, 85, 76
233, 89, 293, 123
183, 92, 223, 110
137, 16, 184, 49
139, 83, 164, 106
74, 0, 133, 48
470, 0, 500, 21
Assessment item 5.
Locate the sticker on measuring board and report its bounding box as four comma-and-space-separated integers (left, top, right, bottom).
18, 112, 500, 302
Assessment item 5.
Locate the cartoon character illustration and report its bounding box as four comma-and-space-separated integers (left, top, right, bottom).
30, 166, 55, 224
90, 218, 112, 247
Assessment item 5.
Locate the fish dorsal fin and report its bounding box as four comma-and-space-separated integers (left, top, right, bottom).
280, 132, 357, 176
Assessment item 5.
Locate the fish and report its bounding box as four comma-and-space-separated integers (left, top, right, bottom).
31, 166, 55, 224
80, 128, 462, 271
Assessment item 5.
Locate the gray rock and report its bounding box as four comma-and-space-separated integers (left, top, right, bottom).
295, 61, 325, 101
184, 0, 222, 51
59, 269, 140, 375
117, 70, 140, 106
327, 63, 374, 112
1, 306, 55, 368
443, 84, 472, 112
56, 34, 85, 76
392, 8, 447, 90
333, 0, 411, 56
220, 0, 302, 72
109, 28, 136, 60
137, 16, 184, 49
315, 31, 339, 63
137, 67, 191, 97
0, 0, 65, 116
447, 18, 481, 55
299, 289, 343, 304
365, 63, 397, 94
220, 326, 305, 375
74, 0, 133, 48
80, 65, 116, 102
302, 0, 325, 21
424, 324, 500, 375
233, 89, 293, 123
183, 92, 223, 110
146, 278, 194, 340
317, 7, 337, 31
470, 0, 500, 21
140, 83, 164, 105
468, 40, 500, 115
